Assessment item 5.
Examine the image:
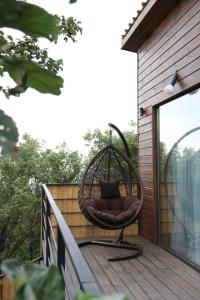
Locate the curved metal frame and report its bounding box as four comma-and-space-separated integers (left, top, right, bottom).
164, 126, 200, 175
78, 123, 144, 261
108, 122, 132, 159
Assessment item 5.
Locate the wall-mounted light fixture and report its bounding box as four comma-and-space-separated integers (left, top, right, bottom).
139, 107, 146, 117
163, 71, 177, 93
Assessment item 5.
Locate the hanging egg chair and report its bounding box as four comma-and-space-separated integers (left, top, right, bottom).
78, 123, 144, 261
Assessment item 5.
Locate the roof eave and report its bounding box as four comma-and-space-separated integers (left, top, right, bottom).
121, 0, 181, 53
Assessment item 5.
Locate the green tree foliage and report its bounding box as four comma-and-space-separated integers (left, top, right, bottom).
0, 135, 82, 264
83, 121, 138, 166
159, 141, 167, 181
0, 16, 81, 94
162, 145, 198, 182
0, 0, 81, 153
0, 109, 19, 154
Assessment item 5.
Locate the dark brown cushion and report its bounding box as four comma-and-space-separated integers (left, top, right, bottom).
99, 180, 120, 199
85, 196, 140, 225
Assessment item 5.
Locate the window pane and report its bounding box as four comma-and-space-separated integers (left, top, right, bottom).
159, 88, 200, 267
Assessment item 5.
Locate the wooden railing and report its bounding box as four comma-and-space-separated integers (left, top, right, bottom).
41, 184, 101, 299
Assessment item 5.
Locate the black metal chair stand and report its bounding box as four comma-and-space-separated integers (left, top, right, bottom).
79, 228, 143, 262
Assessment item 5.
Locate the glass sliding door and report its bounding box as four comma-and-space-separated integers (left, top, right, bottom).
158, 88, 200, 267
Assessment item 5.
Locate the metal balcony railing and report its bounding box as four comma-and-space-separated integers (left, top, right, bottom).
41, 184, 101, 299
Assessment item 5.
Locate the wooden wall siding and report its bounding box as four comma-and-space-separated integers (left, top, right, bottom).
137, 0, 200, 242
47, 184, 138, 239
138, 0, 200, 107
139, 0, 199, 61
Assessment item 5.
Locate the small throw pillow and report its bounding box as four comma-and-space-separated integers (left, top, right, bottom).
99, 180, 120, 199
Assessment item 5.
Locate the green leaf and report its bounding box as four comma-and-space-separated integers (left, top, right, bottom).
16, 264, 65, 300
0, 110, 19, 154
3, 58, 64, 95
0, 0, 59, 41
16, 284, 37, 300
2, 59, 26, 85
1, 260, 65, 300
35, 265, 65, 300
0, 35, 9, 52
74, 293, 129, 300
1, 259, 23, 281
0, 0, 20, 24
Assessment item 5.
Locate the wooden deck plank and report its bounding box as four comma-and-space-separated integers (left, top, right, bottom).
141, 238, 200, 288
107, 238, 180, 300
79, 236, 200, 300
131, 259, 179, 300
94, 247, 133, 292
104, 247, 150, 300
137, 255, 192, 300
142, 251, 200, 299
119, 260, 164, 300
82, 246, 116, 294
155, 252, 200, 292
98, 247, 137, 300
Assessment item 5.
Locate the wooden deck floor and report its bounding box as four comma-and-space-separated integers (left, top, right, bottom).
80, 236, 200, 300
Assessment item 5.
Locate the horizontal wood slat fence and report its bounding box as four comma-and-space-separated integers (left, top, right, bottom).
0, 275, 16, 300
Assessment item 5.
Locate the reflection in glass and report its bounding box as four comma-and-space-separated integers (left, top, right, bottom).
159, 88, 200, 267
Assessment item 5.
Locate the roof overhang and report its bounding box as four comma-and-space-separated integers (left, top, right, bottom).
121, 0, 181, 52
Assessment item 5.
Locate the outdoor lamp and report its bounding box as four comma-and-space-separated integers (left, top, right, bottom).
163, 71, 177, 93
139, 107, 146, 117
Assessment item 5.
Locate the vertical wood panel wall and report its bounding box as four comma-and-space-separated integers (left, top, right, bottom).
0, 259, 40, 300
0, 276, 16, 300
137, 0, 200, 242
47, 184, 138, 239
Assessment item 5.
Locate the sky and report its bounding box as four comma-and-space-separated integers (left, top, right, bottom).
160, 88, 200, 152
1, 0, 143, 154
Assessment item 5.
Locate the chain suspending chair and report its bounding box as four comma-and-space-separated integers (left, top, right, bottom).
78, 123, 143, 261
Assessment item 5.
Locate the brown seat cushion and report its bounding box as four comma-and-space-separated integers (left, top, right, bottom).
85, 196, 140, 225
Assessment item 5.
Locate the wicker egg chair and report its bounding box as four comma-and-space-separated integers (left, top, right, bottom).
78, 123, 144, 261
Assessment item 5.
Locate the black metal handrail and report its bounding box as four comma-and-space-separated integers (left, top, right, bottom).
41, 184, 101, 299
